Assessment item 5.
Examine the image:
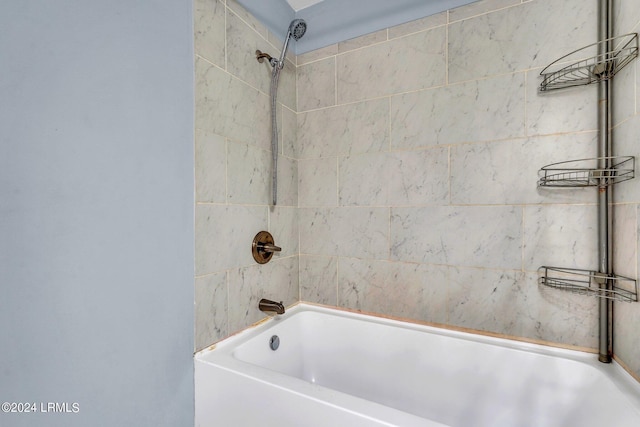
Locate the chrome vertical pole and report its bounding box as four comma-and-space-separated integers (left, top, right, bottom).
597, 0, 613, 363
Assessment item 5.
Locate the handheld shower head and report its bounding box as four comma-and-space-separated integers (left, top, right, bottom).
276, 19, 307, 68
289, 19, 307, 41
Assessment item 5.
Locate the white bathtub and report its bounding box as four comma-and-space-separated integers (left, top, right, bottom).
195, 304, 640, 427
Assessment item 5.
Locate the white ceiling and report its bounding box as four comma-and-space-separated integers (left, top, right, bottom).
285, 0, 325, 11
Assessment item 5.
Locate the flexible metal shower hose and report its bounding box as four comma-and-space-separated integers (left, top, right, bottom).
270, 64, 281, 206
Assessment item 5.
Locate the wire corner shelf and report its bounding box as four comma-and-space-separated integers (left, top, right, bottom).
539, 266, 637, 303
539, 33, 638, 92
538, 156, 635, 188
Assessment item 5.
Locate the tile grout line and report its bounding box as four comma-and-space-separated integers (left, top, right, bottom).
334, 56, 338, 107
224, 2, 228, 71
387, 95, 392, 152
523, 71, 528, 137
448, 146, 452, 206
225, 270, 230, 339
633, 205, 640, 280
445, 11, 449, 86
336, 256, 340, 307
521, 206, 526, 273
225, 138, 229, 203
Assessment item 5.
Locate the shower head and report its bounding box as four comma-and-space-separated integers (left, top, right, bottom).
288, 19, 307, 41
276, 19, 307, 69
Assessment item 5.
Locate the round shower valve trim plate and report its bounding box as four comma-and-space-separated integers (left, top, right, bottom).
251, 231, 282, 264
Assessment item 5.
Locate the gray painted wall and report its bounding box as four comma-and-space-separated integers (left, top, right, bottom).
0, 1, 194, 426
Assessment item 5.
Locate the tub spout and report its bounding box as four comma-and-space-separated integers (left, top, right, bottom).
259, 298, 285, 315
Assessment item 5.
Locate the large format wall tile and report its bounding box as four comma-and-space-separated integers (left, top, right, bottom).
226, 140, 270, 205
331, 208, 390, 258
227, 10, 272, 95
448, 268, 598, 348
195, 204, 268, 275
339, 152, 388, 206
298, 44, 338, 66
339, 258, 448, 324
388, 12, 446, 39
297, 98, 389, 159
614, 0, 640, 37
338, 148, 449, 206
448, 0, 596, 82
450, 134, 596, 205
278, 61, 298, 110
448, 0, 520, 22
615, 300, 640, 377
275, 155, 298, 207
387, 148, 449, 206
448, 267, 528, 336
225, 11, 297, 111
337, 27, 446, 104
270, 206, 299, 258
228, 257, 299, 332
195, 272, 228, 351
613, 117, 640, 203
194, 0, 225, 67
226, 0, 268, 38
612, 59, 636, 127
523, 205, 598, 272
531, 272, 599, 349
281, 106, 297, 158
300, 207, 389, 258
526, 69, 598, 136
613, 0, 640, 370
299, 255, 338, 305
195, 129, 226, 203
391, 206, 523, 269
613, 203, 637, 279
195, 57, 270, 150
275, 60, 298, 113
390, 73, 525, 149
298, 158, 337, 207
298, 57, 336, 112
338, 29, 388, 54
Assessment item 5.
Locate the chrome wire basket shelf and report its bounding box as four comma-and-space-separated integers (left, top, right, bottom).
539, 33, 638, 92
539, 266, 637, 302
538, 156, 634, 187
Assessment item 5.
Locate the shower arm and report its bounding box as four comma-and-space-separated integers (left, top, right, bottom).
255, 50, 273, 63
255, 38, 291, 70
256, 50, 279, 68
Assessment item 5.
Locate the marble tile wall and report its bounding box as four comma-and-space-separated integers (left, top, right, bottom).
296, 0, 616, 352
193, 0, 640, 380
612, 0, 640, 380
193, 0, 299, 351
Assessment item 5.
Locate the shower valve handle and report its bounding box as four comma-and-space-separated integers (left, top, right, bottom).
258, 243, 281, 253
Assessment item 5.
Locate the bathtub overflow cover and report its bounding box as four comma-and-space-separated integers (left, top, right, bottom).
269, 335, 280, 351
